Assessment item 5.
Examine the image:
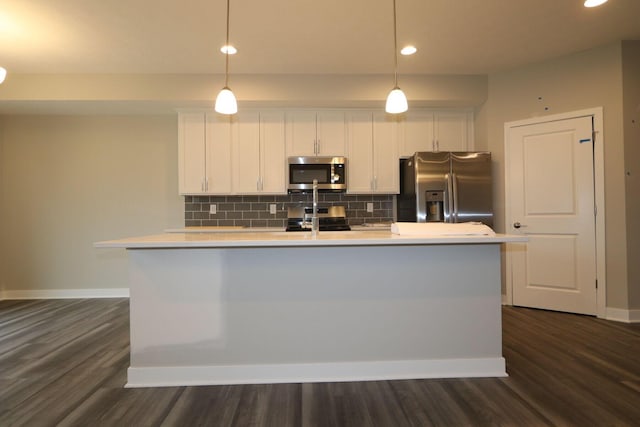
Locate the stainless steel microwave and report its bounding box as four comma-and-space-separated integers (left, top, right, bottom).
287, 156, 347, 193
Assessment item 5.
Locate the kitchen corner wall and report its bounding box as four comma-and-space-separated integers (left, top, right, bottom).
0, 115, 183, 296
481, 41, 638, 312
185, 194, 394, 228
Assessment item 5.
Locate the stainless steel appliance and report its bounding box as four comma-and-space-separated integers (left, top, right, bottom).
397, 152, 493, 227
287, 156, 346, 193
286, 206, 351, 232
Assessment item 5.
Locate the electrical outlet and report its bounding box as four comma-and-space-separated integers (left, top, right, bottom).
269, 204, 277, 215
366, 202, 374, 213
209, 204, 217, 215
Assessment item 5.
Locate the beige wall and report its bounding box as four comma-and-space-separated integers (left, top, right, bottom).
0, 46, 636, 311
0, 74, 488, 113
0, 115, 183, 294
622, 41, 640, 309
0, 74, 488, 296
480, 42, 632, 309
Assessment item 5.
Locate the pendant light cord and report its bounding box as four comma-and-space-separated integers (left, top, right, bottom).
224, 0, 230, 87
392, 0, 399, 88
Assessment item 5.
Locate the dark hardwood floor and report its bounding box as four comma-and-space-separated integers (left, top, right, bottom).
1, 298, 639, 426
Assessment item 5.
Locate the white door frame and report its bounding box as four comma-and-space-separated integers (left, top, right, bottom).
504, 107, 606, 318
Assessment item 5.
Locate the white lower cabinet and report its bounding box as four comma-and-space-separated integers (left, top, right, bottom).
233, 111, 286, 194
347, 112, 399, 194
178, 112, 232, 195
399, 110, 473, 157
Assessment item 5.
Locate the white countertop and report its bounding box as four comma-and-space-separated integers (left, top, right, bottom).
95, 230, 526, 249
164, 224, 391, 233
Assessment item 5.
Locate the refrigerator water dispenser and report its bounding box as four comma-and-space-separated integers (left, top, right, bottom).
425, 191, 444, 222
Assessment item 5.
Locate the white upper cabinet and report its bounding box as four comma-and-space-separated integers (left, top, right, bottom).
233, 111, 286, 194
179, 108, 472, 195
347, 111, 399, 194
178, 112, 232, 195
372, 112, 399, 193
399, 110, 474, 157
206, 113, 233, 194
286, 111, 346, 156
434, 110, 474, 151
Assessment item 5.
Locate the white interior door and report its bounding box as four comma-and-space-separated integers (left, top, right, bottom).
506, 116, 597, 315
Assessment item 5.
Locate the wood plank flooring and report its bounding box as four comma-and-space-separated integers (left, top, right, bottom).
1, 298, 639, 426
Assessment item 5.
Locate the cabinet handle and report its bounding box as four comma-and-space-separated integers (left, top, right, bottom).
316, 139, 320, 155
205, 178, 209, 192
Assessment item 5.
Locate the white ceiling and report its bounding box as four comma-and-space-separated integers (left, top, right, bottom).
1, 0, 639, 76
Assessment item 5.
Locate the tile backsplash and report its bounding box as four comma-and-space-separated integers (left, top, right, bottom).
184, 194, 394, 228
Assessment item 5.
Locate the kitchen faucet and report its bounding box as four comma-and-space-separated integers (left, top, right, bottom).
298, 179, 320, 235
311, 179, 319, 237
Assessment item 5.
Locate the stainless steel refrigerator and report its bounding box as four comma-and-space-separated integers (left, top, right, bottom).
397, 152, 493, 227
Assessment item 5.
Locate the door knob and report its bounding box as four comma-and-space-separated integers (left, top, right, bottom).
513, 222, 525, 229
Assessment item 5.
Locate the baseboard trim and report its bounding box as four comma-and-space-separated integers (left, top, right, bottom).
606, 307, 640, 323
125, 357, 507, 388
0, 288, 129, 300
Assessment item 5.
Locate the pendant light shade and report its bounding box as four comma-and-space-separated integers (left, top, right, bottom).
385, 87, 408, 114
385, 0, 408, 114
215, 0, 237, 115
0, 67, 7, 84
215, 86, 238, 114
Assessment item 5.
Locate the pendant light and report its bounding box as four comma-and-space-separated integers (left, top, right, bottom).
385, 0, 408, 114
0, 67, 7, 84
215, 0, 238, 115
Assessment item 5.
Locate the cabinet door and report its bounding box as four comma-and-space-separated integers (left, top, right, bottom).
205, 113, 233, 194
286, 111, 317, 156
178, 113, 207, 194
372, 113, 399, 193
233, 112, 261, 193
316, 111, 346, 156
260, 111, 286, 194
434, 111, 472, 152
234, 111, 286, 194
346, 112, 374, 193
399, 111, 435, 157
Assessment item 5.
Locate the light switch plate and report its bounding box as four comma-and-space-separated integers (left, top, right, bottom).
269, 204, 277, 214
366, 202, 374, 213
209, 204, 217, 214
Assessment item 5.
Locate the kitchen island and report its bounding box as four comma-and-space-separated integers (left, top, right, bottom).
95, 230, 526, 387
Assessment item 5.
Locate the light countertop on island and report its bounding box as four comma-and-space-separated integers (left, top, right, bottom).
95, 230, 526, 249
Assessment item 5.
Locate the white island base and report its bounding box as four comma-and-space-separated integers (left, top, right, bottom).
113, 234, 514, 388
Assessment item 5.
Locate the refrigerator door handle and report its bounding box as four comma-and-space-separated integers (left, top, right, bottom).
445, 173, 454, 223
451, 172, 459, 223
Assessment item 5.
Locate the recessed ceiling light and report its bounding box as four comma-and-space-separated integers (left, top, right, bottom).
400, 45, 417, 56
584, 0, 608, 7
220, 45, 237, 55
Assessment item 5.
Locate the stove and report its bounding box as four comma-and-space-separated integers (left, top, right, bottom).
286, 206, 351, 232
